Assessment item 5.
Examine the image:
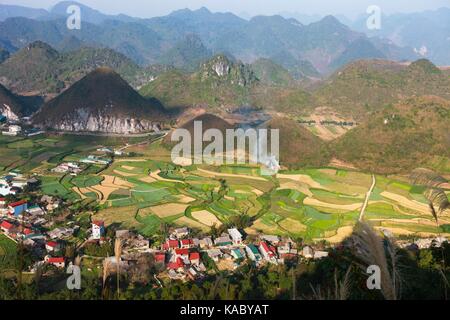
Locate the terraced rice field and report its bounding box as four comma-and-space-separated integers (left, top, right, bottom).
5, 134, 446, 244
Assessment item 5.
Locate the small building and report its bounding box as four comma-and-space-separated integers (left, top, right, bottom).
0, 198, 6, 208
214, 234, 233, 247
92, 221, 105, 240
228, 228, 243, 245
2, 125, 21, 136
180, 239, 193, 249
245, 244, 262, 262
175, 248, 189, 259
199, 237, 213, 249
261, 235, 281, 245
163, 239, 180, 250
231, 248, 245, 260
8, 200, 28, 216
207, 249, 223, 262
259, 241, 278, 263
189, 252, 200, 266
301, 246, 314, 259
45, 241, 62, 253
313, 251, 329, 259
45, 256, 65, 268
0, 220, 14, 233
167, 258, 184, 271
173, 227, 189, 238
154, 252, 166, 265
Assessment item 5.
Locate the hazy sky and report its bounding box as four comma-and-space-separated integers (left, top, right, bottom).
1, 0, 449, 18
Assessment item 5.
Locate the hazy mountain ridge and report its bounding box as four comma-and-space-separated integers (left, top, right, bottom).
0, 2, 420, 75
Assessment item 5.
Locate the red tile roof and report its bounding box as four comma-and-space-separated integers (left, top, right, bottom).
92, 220, 104, 227
46, 241, 58, 248
189, 252, 200, 261
155, 253, 165, 263
0, 221, 13, 229
48, 257, 65, 264
181, 239, 193, 245
24, 228, 32, 235
175, 248, 189, 256
8, 200, 27, 208
168, 240, 179, 248
168, 258, 184, 270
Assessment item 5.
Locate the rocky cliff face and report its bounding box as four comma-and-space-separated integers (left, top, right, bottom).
32, 68, 168, 134
39, 108, 161, 134
0, 103, 19, 120
200, 54, 258, 87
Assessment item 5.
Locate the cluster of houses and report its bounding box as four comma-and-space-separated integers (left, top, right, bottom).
81, 155, 112, 165
0, 171, 34, 196
1, 124, 22, 136
51, 162, 83, 175
96, 147, 126, 156
146, 227, 330, 282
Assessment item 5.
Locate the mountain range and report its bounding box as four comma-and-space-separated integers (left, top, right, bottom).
0, 1, 421, 74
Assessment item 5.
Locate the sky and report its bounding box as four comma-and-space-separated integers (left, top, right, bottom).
1, 0, 449, 19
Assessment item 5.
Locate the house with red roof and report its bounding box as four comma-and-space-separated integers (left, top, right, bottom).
163, 239, 179, 250
45, 256, 65, 268
8, 200, 27, 216
92, 220, 105, 240
180, 239, 193, 249
167, 258, 184, 271
175, 248, 189, 259
155, 252, 166, 265
259, 241, 278, 263
0, 220, 14, 233
189, 252, 200, 266
46, 241, 62, 252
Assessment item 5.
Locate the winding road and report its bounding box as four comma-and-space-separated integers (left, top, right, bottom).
359, 174, 376, 221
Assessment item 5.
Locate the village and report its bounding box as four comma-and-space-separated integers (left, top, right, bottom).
0, 184, 331, 282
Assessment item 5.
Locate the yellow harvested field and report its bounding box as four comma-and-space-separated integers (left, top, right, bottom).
278, 181, 313, 197
72, 187, 87, 199
94, 206, 140, 228
149, 203, 189, 218
247, 218, 283, 235
121, 165, 136, 171
276, 173, 324, 189
380, 191, 429, 214
102, 175, 134, 188
176, 195, 196, 203
140, 176, 157, 183
113, 169, 137, 177
375, 226, 414, 236
315, 226, 354, 243
175, 216, 209, 231
196, 168, 267, 181
252, 188, 264, 196
91, 185, 116, 204
191, 210, 222, 227
224, 195, 235, 201
304, 197, 362, 211
279, 218, 307, 233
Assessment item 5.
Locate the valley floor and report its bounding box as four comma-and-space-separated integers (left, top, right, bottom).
1, 133, 449, 244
